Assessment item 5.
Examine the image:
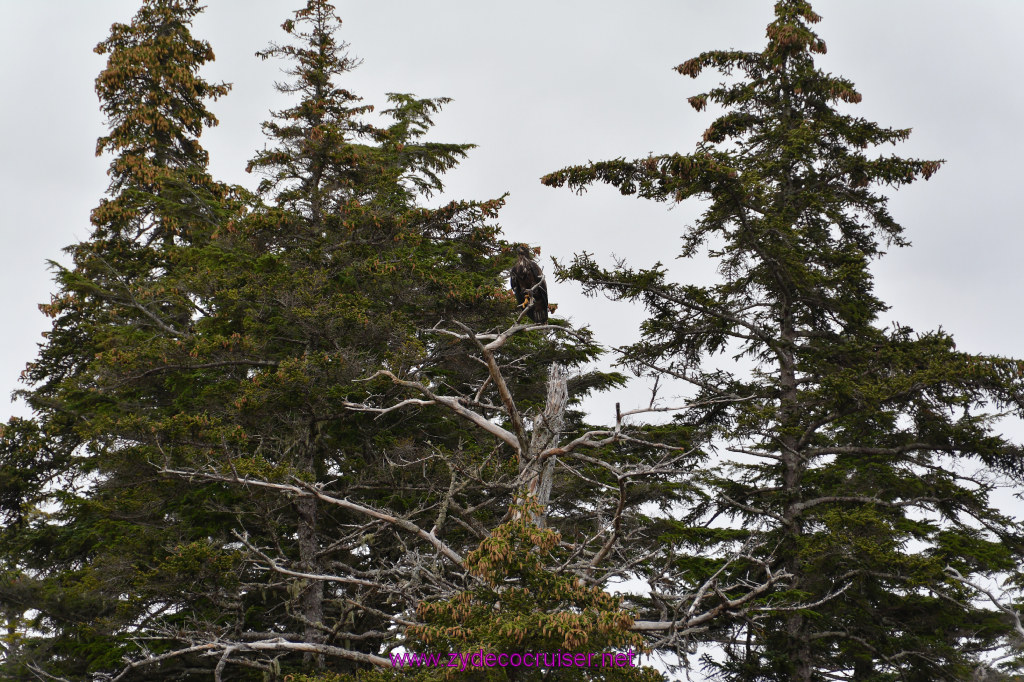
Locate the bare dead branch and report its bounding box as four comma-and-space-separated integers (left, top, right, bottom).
232, 531, 391, 590
946, 566, 1024, 640
96, 643, 220, 682
354, 369, 520, 451
632, 570, 790, 634
159, 466, 465, 566
452, 320, 531, 457
98, 639, 392, 681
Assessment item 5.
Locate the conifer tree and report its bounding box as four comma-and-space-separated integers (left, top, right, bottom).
0, 1, 234, 678
1, 1, 612, 680
180, 1, 539, 672
544, 1, 1024, 679
142, 3, 615, 676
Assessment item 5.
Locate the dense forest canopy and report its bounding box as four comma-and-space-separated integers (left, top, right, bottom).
1, 2, 1023, 681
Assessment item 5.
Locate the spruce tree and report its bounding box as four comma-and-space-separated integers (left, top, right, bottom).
1, 1, 610, 679
0, 1, 234, 678
544, 1, 1024, 679
192, 1, 534, 672
152, 4, 614, 677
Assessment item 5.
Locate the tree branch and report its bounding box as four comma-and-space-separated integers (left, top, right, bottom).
159, 466, 464, 565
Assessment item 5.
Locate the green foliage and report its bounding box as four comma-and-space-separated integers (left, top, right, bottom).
1, 1, 611, 680
11, 1, 1021, 681
412, 512, 641, 653
0, 3, 242, 679
546, 1, 1024, 679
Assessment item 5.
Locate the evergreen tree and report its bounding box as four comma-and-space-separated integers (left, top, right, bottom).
1, 1, 611, 679
0, 1, 234, 678
544, 1, 1024, 679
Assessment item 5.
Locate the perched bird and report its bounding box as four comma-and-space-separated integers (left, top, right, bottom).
510, 244, 548, 323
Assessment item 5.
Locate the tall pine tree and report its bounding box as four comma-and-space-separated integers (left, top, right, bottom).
544, 1, 1024, 679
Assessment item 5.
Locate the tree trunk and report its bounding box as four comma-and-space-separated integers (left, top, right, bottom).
518, 363, 567, 526
296, 429, 324, 667
778, 301, 812, 682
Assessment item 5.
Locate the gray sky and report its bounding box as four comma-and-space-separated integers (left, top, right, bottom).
3, 2, 1024, 495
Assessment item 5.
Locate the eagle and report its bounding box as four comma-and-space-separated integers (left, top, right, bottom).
510, 244, 548, 323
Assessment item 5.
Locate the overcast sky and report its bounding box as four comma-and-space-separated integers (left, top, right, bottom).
3, 2, 1024, 506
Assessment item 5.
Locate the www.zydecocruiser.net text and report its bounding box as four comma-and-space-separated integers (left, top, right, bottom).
390, 649, 641, 671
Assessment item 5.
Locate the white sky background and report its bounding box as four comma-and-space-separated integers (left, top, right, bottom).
2, 1, 1023, 519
